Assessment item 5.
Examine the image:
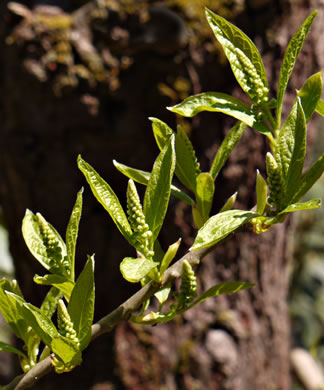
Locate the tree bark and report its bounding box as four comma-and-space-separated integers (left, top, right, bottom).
0, 0, 322, 389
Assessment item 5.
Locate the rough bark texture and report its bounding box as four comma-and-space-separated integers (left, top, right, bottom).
0, 0, 322, 389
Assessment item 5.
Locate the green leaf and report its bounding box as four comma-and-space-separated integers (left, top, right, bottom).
292, 153, 324, 202
219, 192, 238, 213
5, 292, 58, 347
275, 98, 306, 204
191, 210, 257, 251
278, 198, 321, 216
22, 210, 67, 275
66, 188, 83, 281
154, 283, 172, 305
150, 119, 200, 193
160, 238, 181, 276
195, 173, 215, 226
256, 170, 268, 215
168, 92, 258, 127
40, 287, 62, 319
34, 274, 74, 301
113, 160, 194, 206
150, 117, 173, 151
189, 281, 254, 308
51, 336, 81, 365
315, 99, 324, 116
120, 257, 158, 283
68, 255, 95, 351
297, 72, 322, 122
205, 8, 268, 104
0, 341, 28, 359
144, 135, 176, 241
78, 155, 133, 244
174, 125, 201, 192
276, 11, 317, 126
210, 121, 246, 180
0, 279, 29, 342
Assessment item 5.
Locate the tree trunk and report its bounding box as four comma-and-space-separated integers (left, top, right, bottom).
0, 1, 322, 389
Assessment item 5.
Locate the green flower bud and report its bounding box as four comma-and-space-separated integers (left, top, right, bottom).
177, 260, 197, 309
266, 152, 283, 208
57, 299, 80, 348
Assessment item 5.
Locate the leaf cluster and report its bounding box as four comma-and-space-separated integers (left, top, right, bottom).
1, 7, 324, 388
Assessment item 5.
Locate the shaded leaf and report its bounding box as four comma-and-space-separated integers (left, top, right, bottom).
113, 160, 194, 206
315, 99, 324, 116
297, 72, 322, 122
34, 274, 74, 302
191, 210, 257, 250
275, 98, 306, 204
292, 153, 324, 202
120, 257, 158, 283
0, 341, 27, 359
189, 281, 254, 308
195, 173, 215, 225
51, 336, 81, 365
210, 121, 246, 180
256, 170, 268, 215
40, 286, 62, 319
219, 192, 238, 213
68, 256, 95, 350
5, 292, 58, 347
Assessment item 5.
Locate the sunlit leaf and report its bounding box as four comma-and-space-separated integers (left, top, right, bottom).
276, 11, 317, 126
34, 274, 74, 302
191, 210, 257, 250
144, 135, 176, 241
78, 156, 133, 244
68, 255, 95, 351
297, 72, 322, 122
256, 170, 268, 215
195, 172, 215, 225
120, 257, 158, 283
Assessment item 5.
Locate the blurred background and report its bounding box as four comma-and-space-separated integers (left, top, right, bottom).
0, 1, 324, 389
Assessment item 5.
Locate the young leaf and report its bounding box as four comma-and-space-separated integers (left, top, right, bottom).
205, 8, 269, 104
256, 170, 268, 215
291, 153, 324, 203
120, 257, 158, 283
144, 135, 176, 241
5, 292, 58, 347
168, 92, 258, 127
210, 121, 246, 180
174, 125, 201, 192
315, 99, 324, 116
219, 192, 238, 213
22, 210, 67, 275
51, 336, 81, 365
150, 117, 173, 151
277, 198, 321, 216
34, 274, 74, 301
0, 279, 29, 342
195, 172, 215, 226
150, 119, 201, 192
275, 98, 306, 205
113, 160, 194, 206
78, 156, 133, 244
297, 72, 322, 122
160, 238, 181, 276
40, 286, 62, 319
154, 283, 171, 305
189, 281, 254, 308
276, 11, 317, 126
66, 188, 83, 281
191, 210, 257, 251
0, 341, 27, 359
68, 255, 95, 351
